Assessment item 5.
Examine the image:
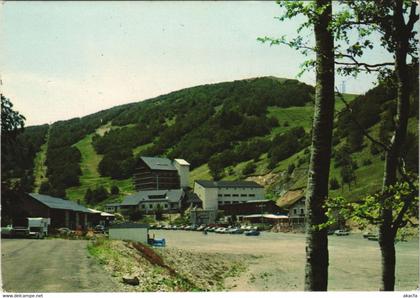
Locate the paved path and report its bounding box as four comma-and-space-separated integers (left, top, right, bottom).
1, 239, 120, 292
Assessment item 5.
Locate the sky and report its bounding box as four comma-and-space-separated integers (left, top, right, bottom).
0, 1, 392, 126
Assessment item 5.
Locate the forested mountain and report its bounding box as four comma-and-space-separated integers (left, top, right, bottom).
1, 73, 418, 207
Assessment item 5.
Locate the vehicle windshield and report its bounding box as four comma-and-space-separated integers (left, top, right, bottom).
29, 227, 41, 232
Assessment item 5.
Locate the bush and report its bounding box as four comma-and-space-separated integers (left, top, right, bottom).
362, 159, 373, 166
287, 163, 295, 175
370, 143, 381, 155
242, 162, 256, 175
129, 210, 144, 221
110, 185, 120, 195
329, 177, 340, 190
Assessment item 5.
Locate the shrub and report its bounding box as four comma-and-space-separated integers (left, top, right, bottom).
329, 177, 340, 190
242, 162, 256, 175
287, 163, 295, 175
110, 185, 120, 195
129, 210, 144, 221
362, 159, 373, 166
370, 143, 381, 155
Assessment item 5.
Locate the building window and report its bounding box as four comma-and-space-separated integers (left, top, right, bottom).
294, 209, 297, 215
149, 204, 153, 209
219, 201, 224, 205
225, 201, 231, 204
249, 194, 255, 197
224, 194, 231, 197
233, 201, 239, 204
240, 194, 247, 197
300, 208, 304, 215
218, 194, 222, 197
232, 194, 239, 197
141, 204, 145, 209
165, 204, 168, 209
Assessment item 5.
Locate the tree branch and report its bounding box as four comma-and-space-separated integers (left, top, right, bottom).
335, 53, 394, 69
392, 190, 417, 231
406, 1, 419, 33
335, 88, 391, 152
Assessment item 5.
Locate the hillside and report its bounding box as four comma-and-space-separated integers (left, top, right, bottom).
3, 74, 419, 208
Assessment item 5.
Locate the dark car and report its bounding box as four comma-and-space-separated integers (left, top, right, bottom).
95, 225, 105, 233
245, 230, 260, 236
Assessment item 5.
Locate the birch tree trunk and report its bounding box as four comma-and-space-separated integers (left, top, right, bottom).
304, 0, 335, 291
379, 0, 411, 291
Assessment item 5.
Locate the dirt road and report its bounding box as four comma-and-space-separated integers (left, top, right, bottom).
153, 230, 419, 291
1, 239, 121, 292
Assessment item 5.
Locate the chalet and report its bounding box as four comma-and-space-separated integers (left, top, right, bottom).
194, 180, 265, 210
104, 203, 120, 213
133, 157, 190, 191
276, 189, 306, 227
22, 193, 95, 229
120, 189, 184, 214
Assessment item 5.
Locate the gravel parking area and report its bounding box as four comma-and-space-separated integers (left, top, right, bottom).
151, 230, 419, 291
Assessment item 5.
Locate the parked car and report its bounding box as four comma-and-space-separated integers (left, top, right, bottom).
334, 230, 349, 236
196, 225, 206, 231
363, 232, 376, 239
1, 225, 13, 238
57, 227, 73, 235
215, 227, 227, 233
228, 228, 243, 234
367, 234, 379, 241
245, 230, 260, 236
95, 225, 105, 233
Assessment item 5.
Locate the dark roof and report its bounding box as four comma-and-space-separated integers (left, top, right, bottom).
109, 222, 149, 229
28, 193, 92, 213
195, 180, 263, 189
121, 189, 184, 206
140, 156, 177, 171
105, 203, 121, 207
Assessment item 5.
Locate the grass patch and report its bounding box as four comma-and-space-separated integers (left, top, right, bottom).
66, 132, 135, 205
33, 128, 50, 192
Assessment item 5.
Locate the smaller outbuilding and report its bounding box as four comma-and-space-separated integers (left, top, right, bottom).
276, 189, 306, 229
109, 223, 149, 244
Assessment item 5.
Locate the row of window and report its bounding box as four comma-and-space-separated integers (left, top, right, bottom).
217, 194, 256, 197
293, 208, 305, 215
219, 201, 246, 205
140, 203, 169, 209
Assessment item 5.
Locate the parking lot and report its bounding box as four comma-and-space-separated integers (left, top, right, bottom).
151, 229, 419, 291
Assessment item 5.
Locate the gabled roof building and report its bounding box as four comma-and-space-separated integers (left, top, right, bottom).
21, 193, 99, 229
133, 156, 190, 191
120, 189, 184, 214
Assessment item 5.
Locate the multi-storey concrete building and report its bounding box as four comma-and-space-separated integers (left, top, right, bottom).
133, 156, 190, 191
194, 180, 265, 210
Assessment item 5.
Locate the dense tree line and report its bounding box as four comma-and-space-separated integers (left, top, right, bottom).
268, 126, 310, 169
1, 124, 49, 184
208, 137, 271, 179
90, 77, 314, 177
42, 106, 129, 197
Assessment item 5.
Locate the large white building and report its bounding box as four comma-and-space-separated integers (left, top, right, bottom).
194, 180, 265, 210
